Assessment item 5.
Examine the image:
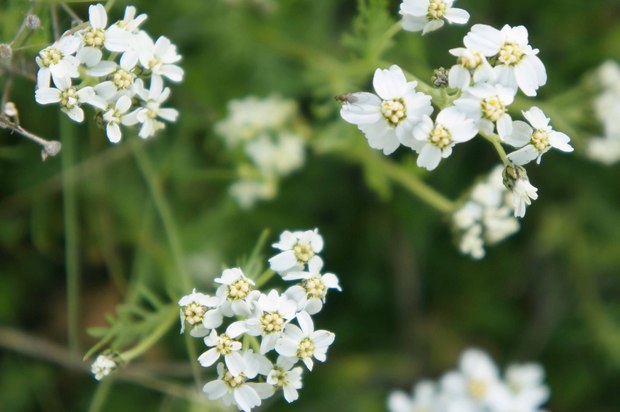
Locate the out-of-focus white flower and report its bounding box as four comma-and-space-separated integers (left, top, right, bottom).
275, 311, 335, 370
245, 133, 305, 177
448, 47, 495, 89
464, 24, 547, 96
493, 363, 550, 412
388, 381, 441, 412
340, 65, 433, 155
410, 106, 478, 171
455, 83, 516, 138
269, 229, 324, 275
504, 107, 573, 165
229, 178, 278, 209
399, 0, 470, 35
91, 353, 118, 381
586, 61, 620, 164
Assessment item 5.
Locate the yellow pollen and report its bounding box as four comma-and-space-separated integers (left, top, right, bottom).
429, 125, 452, 149
40, 47, 62, 67
260, 311, 284, 334
458, 51, 483, 70
297, 338, 315, 359
381, 99, 407, 127
83, 28, 105, 48
112, 69, 133, 90
60, 88, 79, 109
498, 42, 524, 66
427, 0, 448, 19
227, 279, 251, 300
183, 303, 205, 326
293, 243, 314, 264
271, 367, 288, 387
223, 370, 246, 388
215, 334, 235, 355
481, 96, 506, 122
530, 129, 550, 151
468, 379, 487, 400
302, 277, 326, 299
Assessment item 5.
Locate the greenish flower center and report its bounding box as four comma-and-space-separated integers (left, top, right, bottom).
427, 0, 447, 20
83, 27, 105, 48
498, 42, 524, 66
302, 276, 326, 299
530, 129, 550, 151
227, 278, 251, 300
481, 96, 506, 122
297, 337, 315, 359
40, 47, 62, 67
381, 99, 407, 127
260, 311, 284, 334
183, 303, 205, 325
429, 125, 452, 149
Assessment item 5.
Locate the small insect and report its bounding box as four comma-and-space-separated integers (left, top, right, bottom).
334, 93, 358, 104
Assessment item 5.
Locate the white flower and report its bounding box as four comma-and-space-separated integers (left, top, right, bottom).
104, 6, 148, 66
80, 4, 109, 50
178, 288, 218, 336
91, 354, 118, 380
266, 357, 304, 403
505, 107, 573, 165
203, 357, 274, 412
455, 83, 516, 138
340, 65, 433, 155
229, 178, 278, 209
586, 134, 620, 165
124, 77, 179, 138
203, 268, 259, 329
198, 326, 246, 376
110, 5, 148, 33
35, 76, 105, 123
503, 166, 538, 218
283, 258, 341, 315
138, 35, 184, 82
102, 96, 134, 143
36, 34, 81, 88
388, 381, 441, 412
464, 24, 547, 96
411, 107, 478, 171
448, 47, 495, 89
245, 133, 305, 177
275, 311, 335, 370
245, 290, 298, 354
268, 229, 324, 274
493, 363, 550, 412
440, 348, 504, 407
399, 0, 470, 35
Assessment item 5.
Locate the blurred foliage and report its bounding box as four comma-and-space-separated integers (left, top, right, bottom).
1, 0, 620, 411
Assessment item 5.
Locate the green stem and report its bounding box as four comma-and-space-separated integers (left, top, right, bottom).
88, 379, 112, 412
183, 331, 202, 389
119, 308, 177, 362
60, 115, 80, 360
255, 268, 277, 289
479, 131, 511, 166
130, 139, 191, 292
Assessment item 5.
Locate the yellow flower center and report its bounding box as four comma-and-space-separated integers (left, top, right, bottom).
530, 129, 550, 151
260, 311, 285, 334
302, 276, 326, 299
271, 367, 288, 387
227, 278, 251, 300
297, 337, 315, 359
468, 379, 487, 400
381, 99, 407, 127
427, 0, 447, 19
112, 69, 134, 90
215, 334, 235, 355
498, 42, 524, 66
40, 47, 62, 67
83, 27, 105, 48
293, 243, 314, 264
183, 303, 205, 326
481, 96, 506, 122
223, 370, 246, 388
60, 88, 79, 109
458, 51, 483, 70
429, 125, 452, 149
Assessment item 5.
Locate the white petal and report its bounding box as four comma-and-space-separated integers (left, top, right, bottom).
161, 64, 184, 82
401, 15, 428, 33
283, 385, 299, 403
504, 121, 533, 147
225, 352, 246, 377
89, 4, 108, 29
64, 106, 84, 123
77, 47, 102, 67
35, 88, 61, 104
445, 8, 470, 24
275, 338, 298, 357
269, 251, 298, 273
422, 19, 444, 35
339, 92, 382, 125
496, 113, 513, 139
86, 61, 116, 77
106, 123, 122, 143
203, 380, 228, 399
523, 107, 549, 130
233, 385, 261, 412
464, 24, 503, 55
198, 348, 220, 367
158, 108, 178, 122
417, 144, 442, 171
507, 145, 539, 165
373, 65, 407, 101
449, 65, 471, 89
549, 131, 573, 152
296, 311, 314, 336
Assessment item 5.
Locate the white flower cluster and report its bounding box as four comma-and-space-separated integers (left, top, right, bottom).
341, 3, 574, 219
178, 229, 340, 411
34, 4, 182, 143
215, 96, 306, 208
452, 166, 519, 259
586, 60, 620, 165
91, 352, 120, 381
388, 348, 550, 412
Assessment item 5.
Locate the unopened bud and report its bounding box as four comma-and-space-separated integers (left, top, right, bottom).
432, 67, 450, 88
26, 14, 41, 30
41, 141, 62, 161
502, 164, 525, 191
4, 102, 18, 117
0, 43, 12, 61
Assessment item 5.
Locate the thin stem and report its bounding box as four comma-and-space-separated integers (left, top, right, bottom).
183, 332, 202, 390
120, 308, 177, 362
479, 131, 511, 166
130, 139, 191, 292
255, 268, 277, 289
61, 115, 80, 360
88, 380, 112, 412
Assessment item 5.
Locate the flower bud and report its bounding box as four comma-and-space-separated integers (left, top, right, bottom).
0, 43, 12, 61
26, 14, 41, 30
432, 67, 450, 88
41, 141, 62, 161
3, 102, 18, 118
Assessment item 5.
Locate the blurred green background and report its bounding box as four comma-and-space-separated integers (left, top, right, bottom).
1, 0, 620, 411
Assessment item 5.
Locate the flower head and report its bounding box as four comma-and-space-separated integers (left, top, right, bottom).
503, 165, 538, 218
399, 0, 470, 35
